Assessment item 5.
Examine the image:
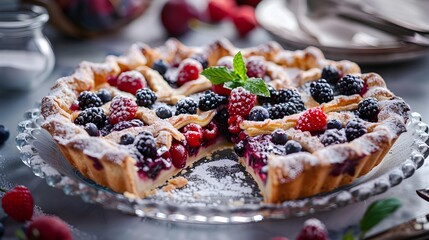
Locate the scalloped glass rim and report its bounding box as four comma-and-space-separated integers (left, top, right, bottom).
16, 106, 429, 223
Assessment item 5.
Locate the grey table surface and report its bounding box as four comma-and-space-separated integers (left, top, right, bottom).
1, 1, 429, 239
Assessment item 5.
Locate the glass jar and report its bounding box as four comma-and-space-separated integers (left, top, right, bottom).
0, 4, 54, 91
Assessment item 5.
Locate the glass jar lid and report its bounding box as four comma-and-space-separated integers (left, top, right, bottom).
0, 4, 49, 31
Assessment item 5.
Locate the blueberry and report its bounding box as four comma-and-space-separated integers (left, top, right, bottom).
327, 119, 342, 130
152, 59, 169, 76
84, 123, 100, 136
120, 133, 135, 145
96, 89, 112, 103
285, 140, 302, 154
271, 129, 288, 145
156, 106, 173, 119
248, 106, 269, 121
0, 125, 9, 145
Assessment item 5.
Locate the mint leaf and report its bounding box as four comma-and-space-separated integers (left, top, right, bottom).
243, 78, 271, 97
201, 67, 237, 84
233, 51, 247, 80
223, 81, 242, 90
359, 198, 401, 234
342, 230, 356, 240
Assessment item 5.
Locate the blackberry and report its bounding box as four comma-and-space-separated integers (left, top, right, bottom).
234, 140, 245, 157
271, 129, 288, 145
152, 59, 169, 76
269, 103, 297, 119
338, 75, 364, 96
214, 107, 229, 125
155, 106, 173, 119
191, 54, 209, 69
321, 65, 340, 84
136, 88, 157, 107
135, 131, 157, 158
198, 91, 225, 111
96, 89, 112, 103
285, 140, 302, 154
78, 91, 103, 110
345, 120, 367, 141
120, 133, 135, 145
276, 89, 301, 103
310, 79, 334, 103
74, 107, 106, 128
0, 125, 10, 145
289, 97, 306, 112
258, 86, 278, 105
84, 123, 100, 136
320, 129, 347, 146
112, 119, 144, 131
248, 106, 269, 121
327, 119, 342, 129
175, 97, 197, 115
358, 98, 379, 122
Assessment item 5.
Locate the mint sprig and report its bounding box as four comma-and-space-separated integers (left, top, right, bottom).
201, 51, 270, 97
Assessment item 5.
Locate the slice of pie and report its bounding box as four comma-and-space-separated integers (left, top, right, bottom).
41, 39, 409, 203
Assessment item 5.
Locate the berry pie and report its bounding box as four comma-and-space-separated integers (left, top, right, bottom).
41, 39, 410, 203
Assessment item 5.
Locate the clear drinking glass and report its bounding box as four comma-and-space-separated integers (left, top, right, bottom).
0, 4, 54, 91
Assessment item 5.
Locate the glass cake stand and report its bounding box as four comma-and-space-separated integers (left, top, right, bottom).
16, 106, 429, 223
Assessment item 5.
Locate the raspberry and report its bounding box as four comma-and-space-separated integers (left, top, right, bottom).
297, 218, 328, 240
271, 129, 288, 145
96, 89, 112, 103
2, 185, 34, 222
216, 56, 233, 69
77, 91, 103, 110
327, 119, 342, 129
228, 115, 244, 134
135, 131, 157, 158
152, 59, 169, 76
182, 123, 203, 147
198, 91, 226, 111
155, 106, 173, 119
246, 56, 266, 78
212, 83, 232, 96
109, 96, 138, 125
203, 122, 219, 140
175, 97, 198, 115
357, 97, 379, 122
26, 216, 72, 240
296, 107, 327, 132
69, 101, 79, 111
170, 142, 187, 168
345, 120, 367, 141
74, 107, 107, 128
338, 74, 364, 96
269, 102, 297, 119
232, 6, 257, 37
136, 88, 157, 107
285, 140, 302, 154
84, 123, 100, 136
208, 0, 235, 22
320, 129, 347, 146
107, 75, 118, 86
120, 133, 135, 145
0, 125, 9, 145
321, 65, 340, 84
228, 87, 257, 117
248, 106, 269, 121
177, 58, 203, 86
116, 70, 147, 94
310, 79, 334, 104
112, 119, 144, 131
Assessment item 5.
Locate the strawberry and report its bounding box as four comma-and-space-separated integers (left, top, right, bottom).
208, 0, 235, 22
26, 216, 72, 240
1, 185, 34, 222
295, 107, 327, 132
231, 6, 258, 37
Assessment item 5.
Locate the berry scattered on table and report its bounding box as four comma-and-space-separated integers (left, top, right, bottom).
77, 91, 103, 110
136, 88, 157, 108
152, 59, 169, 76
296, 107, 327, 132
228, 115, 244, 134
182, 123, 203, 147
74, 107, 107, 128
228, 87, 257, 117
175, 97, 198, 115
199, 91, 226, 111
271, 129, 288, 145
84, 123, 100, 136
1, 185, 34, 222
208, 0, 235, 22
345, 120, 367, 141
0, 125, 10, 145
248, 106, 269, 121
156, 106, 173, 119
135, 131, 157, 158
96, 89, 112, 103
120, 133, 135, 145
358, 97, 379, 122
297, 218, 328, 240
170, 142, 187, 168
269, 103, 297, 119
161, 0, 199, 36
212, 83, 232, 96
203, 122, 219, 140
26, 216, 72, 240
116, 70, 147, 94
321, 65, 341, 84
320, 129, 347, 146
285, 140, 302, 154
177, 58, 203, 86
326, 119, 342, 130
310, 79, 334, 104
231, 6, 257, 37
337, 74, 364, 96
109, 96, 138, 125
246, 56, 266, 78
